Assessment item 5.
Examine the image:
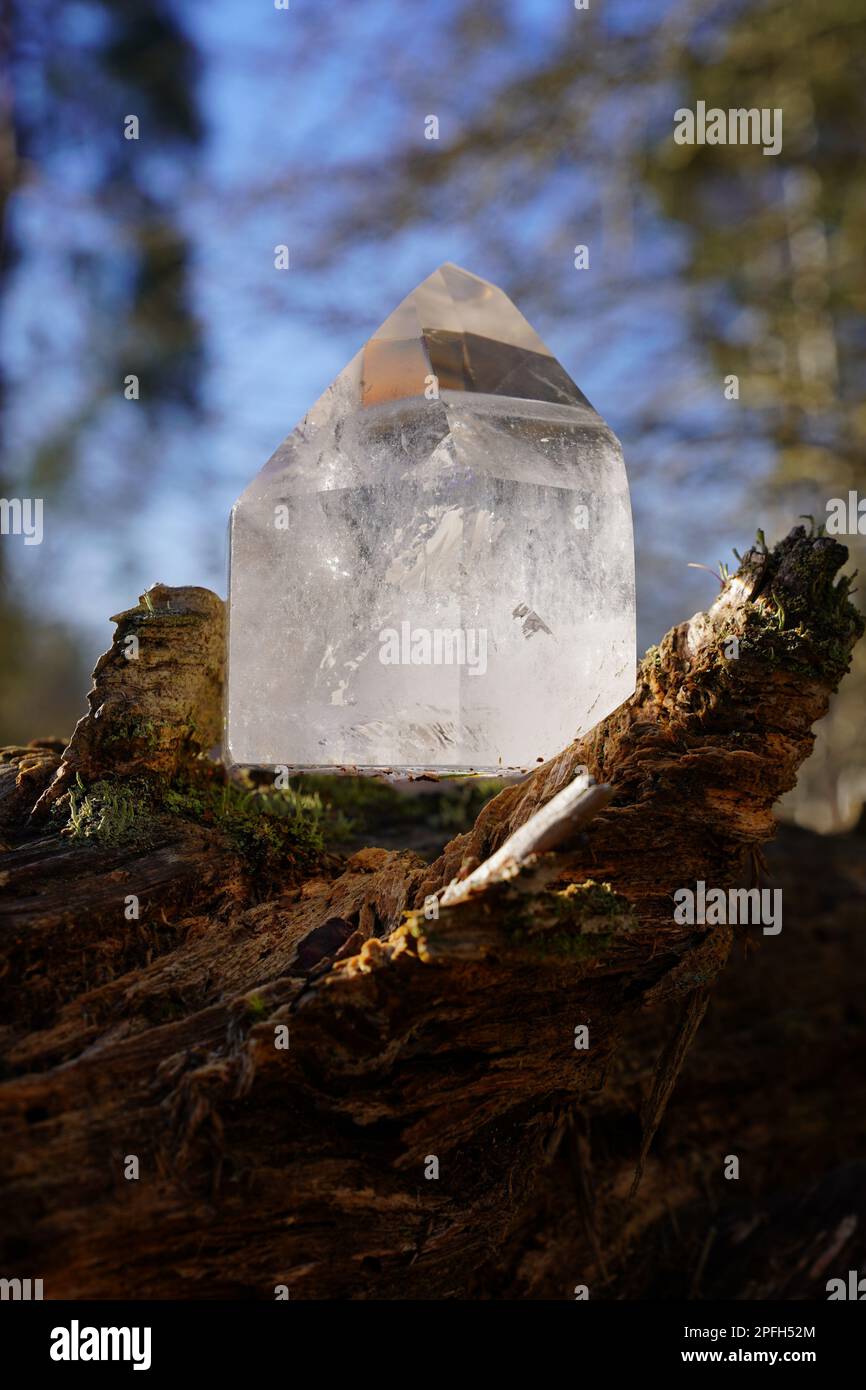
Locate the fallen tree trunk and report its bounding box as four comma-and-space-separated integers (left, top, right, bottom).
0, 525, 861, 1299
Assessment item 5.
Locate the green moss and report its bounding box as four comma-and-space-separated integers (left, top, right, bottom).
61, 767, 329, 874
554, 878, 634, 920
163, 777, 327, 874
103, 715, 161, 750
64, 775, 160, 848
406, 877, 636, 966
739, 602, 862, 683
130, 598, 197, 626
290, 773, 398, 838
508, 927, 613, 960
732, 529, 864, 683
291, 772, 504, 841
499, 878, 637, 958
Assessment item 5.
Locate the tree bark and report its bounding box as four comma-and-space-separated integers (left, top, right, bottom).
0, 526, 862, 1299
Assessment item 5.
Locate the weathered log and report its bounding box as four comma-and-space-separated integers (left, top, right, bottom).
0, 526, 861, 1299
34, 583, 225, 812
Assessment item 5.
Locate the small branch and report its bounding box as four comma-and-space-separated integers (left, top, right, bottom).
440, 772, 614, 906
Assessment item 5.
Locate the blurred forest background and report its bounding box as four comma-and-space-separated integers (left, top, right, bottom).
1, 0, 863, 830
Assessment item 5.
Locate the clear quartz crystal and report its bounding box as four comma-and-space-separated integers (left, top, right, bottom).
227, 263, 635, 773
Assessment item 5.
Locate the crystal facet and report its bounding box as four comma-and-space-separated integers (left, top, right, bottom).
227, 263, 635, 772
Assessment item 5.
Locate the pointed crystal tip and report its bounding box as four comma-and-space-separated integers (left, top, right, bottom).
365, 261, 590, 409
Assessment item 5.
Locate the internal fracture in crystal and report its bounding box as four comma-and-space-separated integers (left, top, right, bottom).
228, 263, 635, 772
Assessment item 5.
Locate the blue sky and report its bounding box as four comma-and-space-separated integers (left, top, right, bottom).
3, 0, 771, 683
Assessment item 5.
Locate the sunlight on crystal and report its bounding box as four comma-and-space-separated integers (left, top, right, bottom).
228, 263, 636, 772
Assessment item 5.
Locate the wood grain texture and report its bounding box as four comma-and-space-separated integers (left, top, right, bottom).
0, 527, 861, 1299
